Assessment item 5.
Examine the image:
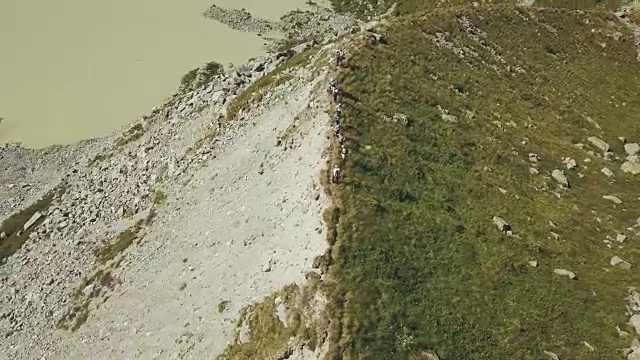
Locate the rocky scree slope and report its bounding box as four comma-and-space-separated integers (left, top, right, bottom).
0, 41, 336, 360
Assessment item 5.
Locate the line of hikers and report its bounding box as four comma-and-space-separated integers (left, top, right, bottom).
328, 49, 348, 185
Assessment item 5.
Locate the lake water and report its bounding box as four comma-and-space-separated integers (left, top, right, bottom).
0, 0, 311, 148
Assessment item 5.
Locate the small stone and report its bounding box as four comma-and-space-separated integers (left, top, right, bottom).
492, 216, 512, 235
617, 233, 628, 243
601, 167, 614, 177
543, 350, 560, 360
528, 261, 538, 267
631, 314, 640, 334
528, 153, 539, 162
603, 195, 623, 204
625, 143, 640, 156
563, 157, 577, 169
622, 161, 640, 175
587, 136, 610, 152
611, 256, 632, 269
263, 258, 274, 272
529, 167, 539, 175
83, 284, 96, 298
551, 169, 570, 188
554, 268, 576, 280
23, 212, 43, 231
582, 341, 595, 352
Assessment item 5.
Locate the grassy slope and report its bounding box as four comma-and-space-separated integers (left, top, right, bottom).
329, 0, 629, 18
328, 5, 640, 360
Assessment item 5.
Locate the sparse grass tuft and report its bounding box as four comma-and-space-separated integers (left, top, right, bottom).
325, 5, 640, 359
0, 186, 65, 265
116, 123, 145, 147
218, 283, 326, 360
225, 48, 318, 121
95, 220, 144, 265
152, 189, 168, 205
88, 152, 113, 167
179, 61, 223, 93
217, 300, 230, 313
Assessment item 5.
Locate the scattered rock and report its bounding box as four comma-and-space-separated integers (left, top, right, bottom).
563, 157, 576, 169
368, 32, 387, 45
582, 341, 595, 352
617, 233, 628, 243
601, 167, 614, 177
588, 136, 610, 152
625, 143, 640, 156
492, 216, 512, 235
543, 350, 560, 360
611, 256, 632, 270
631, 314, 640, 334
603, 195, 623, 204
528, 153, 539, 162
528, 260, 538, 267
23, 212, 43, 231
622, 161, 640, 175
83, 284, 97, 298
421, 350, 441, 360
551, 169, 570, 188
554, 269, 576, 280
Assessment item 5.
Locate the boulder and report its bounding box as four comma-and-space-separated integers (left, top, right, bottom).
622, 161, 640, 175
625, 143, 640, 156
551, 169, 570, 188
587, 136, 610, 152
554, 268, 576, 280
611, 256, 632, 270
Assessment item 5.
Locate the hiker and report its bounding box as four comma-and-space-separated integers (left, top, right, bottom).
336, 102, 343, 115
332, 164, 341, 184
334, 113, 341, 126
341, 145, 348, 160
332, 87, 340, 102
335, 49, 345, 67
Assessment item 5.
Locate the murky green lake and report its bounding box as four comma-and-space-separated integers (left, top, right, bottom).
0, 0, 309, 148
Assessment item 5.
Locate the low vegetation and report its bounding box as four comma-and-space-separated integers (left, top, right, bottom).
95, 219, 144, 265
329, 0, 627, 19
219, 280, 327, 360
324, 5, 640, 359
153, 189, 168, 205
0, 186, 65, 265
217, 300, 230, 313
179, 61, 224, 93
226, 48, 319, 121
115, 123, 145, 147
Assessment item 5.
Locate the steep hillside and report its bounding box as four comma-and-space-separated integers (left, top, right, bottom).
325, 5, 640, 359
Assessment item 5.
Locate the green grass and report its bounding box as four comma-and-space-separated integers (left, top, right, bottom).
329, 0, 630, 18
179, 61, 223, 93
88, 152, 113, 167
152, 189, 168, 205
115, 123, 144, 147
0, 186, 64, 265
326, 5, 640, 359
95, 220, 144, 265
219, 283, 324, 360
218, 300, 230, 313
225, 48, 319, 121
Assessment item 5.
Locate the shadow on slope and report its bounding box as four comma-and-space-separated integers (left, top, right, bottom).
328, 5, 640, 360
